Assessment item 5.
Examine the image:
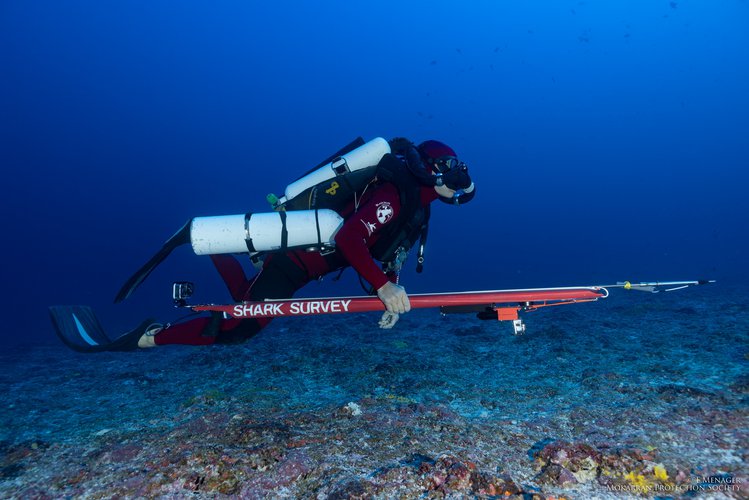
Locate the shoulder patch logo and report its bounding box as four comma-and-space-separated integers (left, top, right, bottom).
361, 219, 377, 236
376, 202, 394, 224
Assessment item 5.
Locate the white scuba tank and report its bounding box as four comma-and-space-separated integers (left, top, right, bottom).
190, 209, 344, 255
276, 137, 390, 206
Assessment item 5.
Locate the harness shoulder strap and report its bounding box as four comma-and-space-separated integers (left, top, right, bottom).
369, 156, 429, 267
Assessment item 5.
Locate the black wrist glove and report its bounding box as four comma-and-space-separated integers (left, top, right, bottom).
389, 137, 414, 155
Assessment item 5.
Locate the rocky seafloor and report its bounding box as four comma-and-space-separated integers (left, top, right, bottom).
1, 284, 746, 499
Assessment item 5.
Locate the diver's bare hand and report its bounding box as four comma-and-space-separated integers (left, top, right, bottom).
377, 282, 411, 314
378, 311, 400, 329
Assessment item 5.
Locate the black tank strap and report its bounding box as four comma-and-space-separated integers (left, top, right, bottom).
291, 137, 366, 182
314, 209, 322, 246
279, 211, 288, 249
244, 212, 255, 252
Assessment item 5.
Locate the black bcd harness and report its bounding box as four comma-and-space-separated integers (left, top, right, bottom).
274, 137, 432, 276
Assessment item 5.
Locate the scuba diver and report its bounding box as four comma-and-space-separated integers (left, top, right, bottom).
50, 137, 475, 351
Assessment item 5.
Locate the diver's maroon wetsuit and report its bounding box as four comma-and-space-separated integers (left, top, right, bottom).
153, 183, 439, 345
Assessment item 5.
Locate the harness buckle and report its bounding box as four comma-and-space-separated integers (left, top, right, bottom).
317, 245, 336, 256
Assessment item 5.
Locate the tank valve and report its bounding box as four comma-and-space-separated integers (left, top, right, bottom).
266, 193, 280, 208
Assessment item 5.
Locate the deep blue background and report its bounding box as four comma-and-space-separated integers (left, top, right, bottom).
2, 1, 747, 346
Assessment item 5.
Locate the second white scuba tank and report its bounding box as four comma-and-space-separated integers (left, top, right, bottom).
190, 209, 344, 255
275, 137, 391, 207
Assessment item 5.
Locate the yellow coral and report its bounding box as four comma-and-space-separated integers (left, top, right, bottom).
653, 464, 669, 481
384, 394, 415, 404
624, 471, 651, 492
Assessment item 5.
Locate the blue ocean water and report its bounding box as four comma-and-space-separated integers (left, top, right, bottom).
2, 0, 747, 346
1, 1, 748, 497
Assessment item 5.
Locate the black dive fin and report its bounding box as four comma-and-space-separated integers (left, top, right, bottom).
114, 219, 192, 303
49, 305, 157, 353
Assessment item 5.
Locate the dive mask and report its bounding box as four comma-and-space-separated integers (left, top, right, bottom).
432, 156, 475, 205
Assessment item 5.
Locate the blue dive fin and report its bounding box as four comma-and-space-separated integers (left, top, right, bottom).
49, 305, 155, 353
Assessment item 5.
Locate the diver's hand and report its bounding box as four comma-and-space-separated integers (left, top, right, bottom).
440, 167, 472, 190
378, 311, 400, 329
377, 281, 411, 314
